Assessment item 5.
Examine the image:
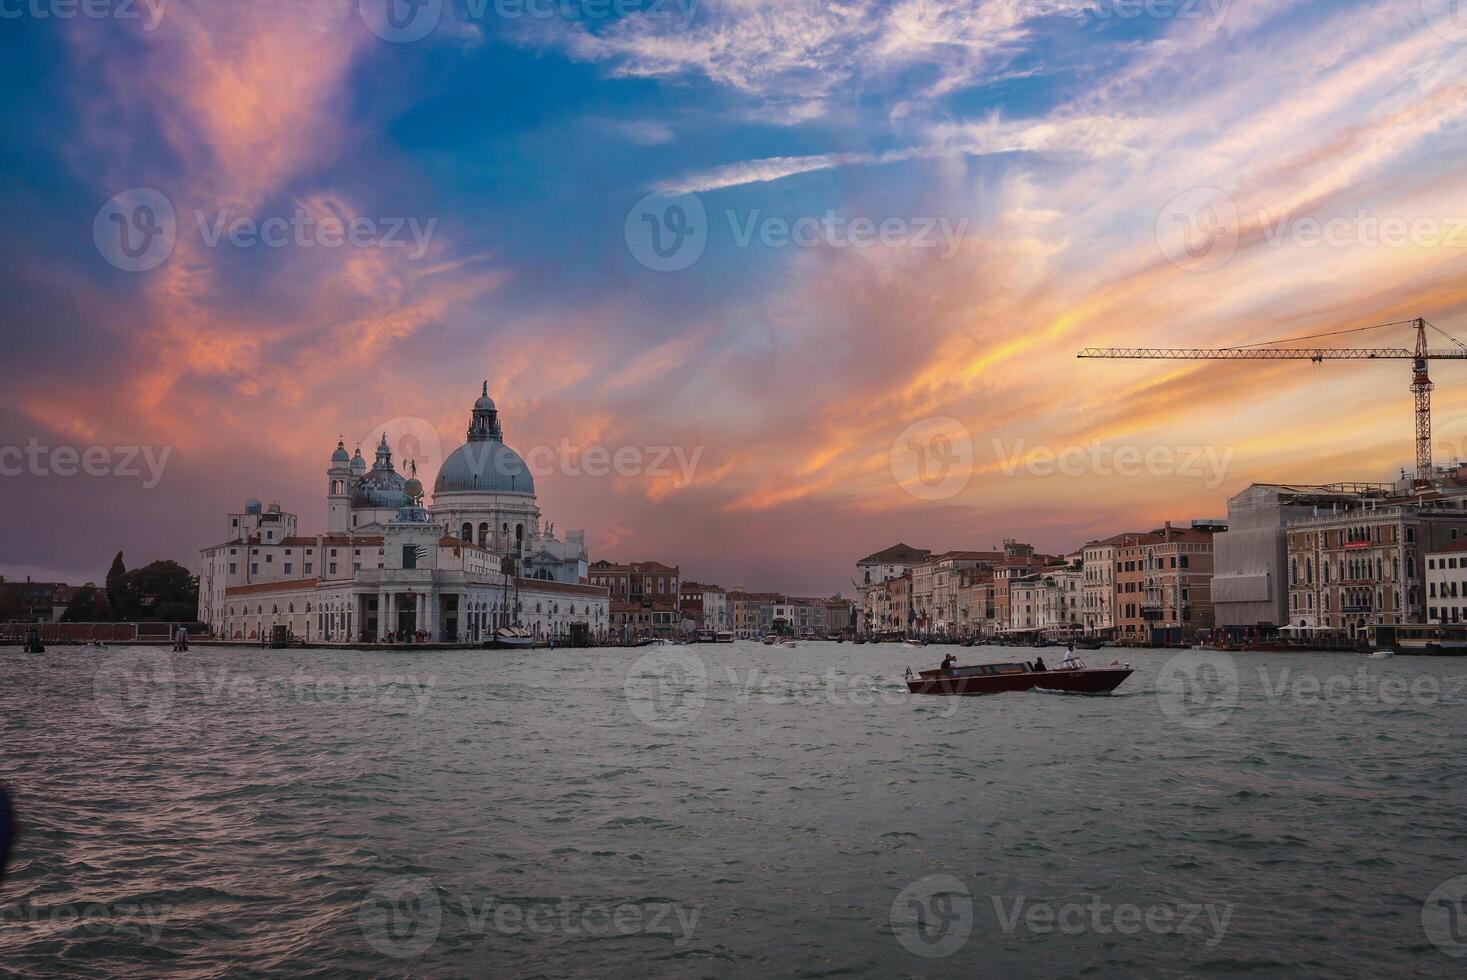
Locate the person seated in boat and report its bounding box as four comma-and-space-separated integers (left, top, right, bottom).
940, 653, 958, 675
1031, 656, 1047, 672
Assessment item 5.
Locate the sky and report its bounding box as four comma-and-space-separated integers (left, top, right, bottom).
2, 0, 1467, 595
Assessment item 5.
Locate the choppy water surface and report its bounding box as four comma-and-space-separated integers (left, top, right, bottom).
3, 642, 1467, 977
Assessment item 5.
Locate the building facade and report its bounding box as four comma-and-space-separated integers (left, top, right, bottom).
198, 386, 608, 644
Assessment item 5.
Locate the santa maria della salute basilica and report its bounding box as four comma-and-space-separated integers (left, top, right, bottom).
197, 385, 610, 644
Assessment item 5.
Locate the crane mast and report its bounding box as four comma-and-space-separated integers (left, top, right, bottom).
1078, 317, 1467, 487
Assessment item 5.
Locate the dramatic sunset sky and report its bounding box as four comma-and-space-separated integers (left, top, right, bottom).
3, 0, 1467, 594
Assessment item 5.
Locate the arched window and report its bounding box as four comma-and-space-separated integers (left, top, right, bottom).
462, 522, 473, 542
516, 524, 524, 549
478, 523, 489, 547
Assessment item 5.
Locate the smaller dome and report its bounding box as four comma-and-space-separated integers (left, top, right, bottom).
245, 498, 262, 515
350, 446, 366, 474
403, 476, 424, 502
331, 439, 350, 465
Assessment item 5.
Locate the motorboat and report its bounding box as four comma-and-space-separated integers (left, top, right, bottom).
486, 626, 537, 650
905, 658, 1134, 697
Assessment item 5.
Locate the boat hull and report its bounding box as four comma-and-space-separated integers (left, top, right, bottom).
906, 667, 1133, 697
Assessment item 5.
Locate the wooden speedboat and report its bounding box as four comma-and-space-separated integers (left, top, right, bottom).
905, 659, 1133, 697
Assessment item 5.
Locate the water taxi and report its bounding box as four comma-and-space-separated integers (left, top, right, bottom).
905, 658, 1133, 696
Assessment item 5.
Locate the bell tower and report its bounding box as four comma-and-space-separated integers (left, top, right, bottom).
327, 437, 352, 533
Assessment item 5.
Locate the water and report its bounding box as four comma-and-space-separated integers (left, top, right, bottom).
2, 642, 1466, 977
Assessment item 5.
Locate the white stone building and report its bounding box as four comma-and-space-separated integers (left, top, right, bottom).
198, 386, 609, 644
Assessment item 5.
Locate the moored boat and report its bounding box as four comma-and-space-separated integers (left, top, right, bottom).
905, 658, 1134, 697
486, 626, 537, 650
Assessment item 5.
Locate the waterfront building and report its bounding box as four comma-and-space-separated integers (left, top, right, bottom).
1285, 497, 1467, 635
197, 386, 609, 643
588, 560, 682, 639
1212, 484, 1388, 632
679, 581, 730, 632
1426, 542, 1467, 624
855, 543, 930, 590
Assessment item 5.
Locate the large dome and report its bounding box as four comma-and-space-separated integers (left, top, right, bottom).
435, 441, 535, 495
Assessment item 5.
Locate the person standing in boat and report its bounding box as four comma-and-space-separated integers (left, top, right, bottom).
1061, 645, 1079, 670
940, 653, 957, 675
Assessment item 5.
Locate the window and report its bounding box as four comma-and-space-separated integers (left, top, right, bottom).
329, 562, 338, 575
304, 563, 312, 574
229, 563, 237, 574
251, 564, 258, 575
285, 563, 293, 575
265, 554, 273, 564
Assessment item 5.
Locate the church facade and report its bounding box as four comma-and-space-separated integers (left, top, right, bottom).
197, 386, 609, 644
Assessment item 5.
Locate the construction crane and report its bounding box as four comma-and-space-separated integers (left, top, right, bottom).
1077, 317, 1467, 486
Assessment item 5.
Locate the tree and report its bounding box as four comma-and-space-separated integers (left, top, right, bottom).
111, 560, 197, 622
61, 586, 111, 623
105, 552, 127, 616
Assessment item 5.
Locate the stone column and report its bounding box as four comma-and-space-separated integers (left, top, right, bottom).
424, 590, 437, 642
377, 591, 388, 642
415, 593, 425, 637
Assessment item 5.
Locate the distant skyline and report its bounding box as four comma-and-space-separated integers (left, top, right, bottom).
3, 1, 1467, 595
